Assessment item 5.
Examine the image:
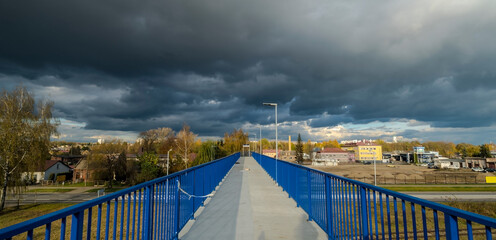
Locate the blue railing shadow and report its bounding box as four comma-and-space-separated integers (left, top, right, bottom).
0, 153, 240, 240
253, 152, 496, 240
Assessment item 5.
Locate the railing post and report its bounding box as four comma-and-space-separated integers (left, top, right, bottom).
360, 186, 369, 240
307, 170, 312, 221
296, 167, 300, 207
70, 211, 84, 240
143, 185, 154, 240
175, 179, 181, 240
192, 171, 196, 220
444, 214, 459, 240
325, 176, 334, 239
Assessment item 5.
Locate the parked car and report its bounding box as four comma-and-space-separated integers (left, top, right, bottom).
485, 168, 495, 172
472, 167, 486, 172
427, 163, 438, 169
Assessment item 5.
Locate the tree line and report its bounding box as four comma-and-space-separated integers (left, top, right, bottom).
84, 125, 249, 188
254, 137, 494, 159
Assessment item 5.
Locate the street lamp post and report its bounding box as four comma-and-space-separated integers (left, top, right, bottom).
211, 144, 215, 161
263, 102, 278, 184
166, 148, 172, 205
253, 133, 257, 154
167, 149, 172, 175
374, 156, 378, 186
259, 126, 262, 156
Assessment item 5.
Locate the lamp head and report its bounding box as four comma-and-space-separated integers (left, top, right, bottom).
263, 102, 277, 106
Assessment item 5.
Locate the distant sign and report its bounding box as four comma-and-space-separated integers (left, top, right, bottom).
413, 146, 425, 154
243, 144, 250, 148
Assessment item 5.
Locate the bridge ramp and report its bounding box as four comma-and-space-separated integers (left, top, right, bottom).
181, 156, 327, 240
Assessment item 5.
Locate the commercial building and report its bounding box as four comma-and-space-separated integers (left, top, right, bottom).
341, 142, 382, 163
262, 149, 280, 158
312, 148, 354, 166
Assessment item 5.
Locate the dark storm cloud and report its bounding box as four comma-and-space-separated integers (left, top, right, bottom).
1, 0, 496, 139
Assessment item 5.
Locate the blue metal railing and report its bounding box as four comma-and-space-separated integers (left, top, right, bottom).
253, 152, 496, 240
0, 153, 240, 240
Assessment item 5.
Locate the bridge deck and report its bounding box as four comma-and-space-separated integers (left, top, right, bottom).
180, 156, 327, 240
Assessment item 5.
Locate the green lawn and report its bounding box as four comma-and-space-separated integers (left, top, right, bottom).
59, 182, 95, 187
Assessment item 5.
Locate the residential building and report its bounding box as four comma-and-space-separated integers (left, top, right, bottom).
44, 160, 72, 181
262, 149, 280, 158
51, 155, 84, 168
280, 150, 296, 162
341, 142, 382, 163
73, 159, 91, 183
22, 168, 44, 184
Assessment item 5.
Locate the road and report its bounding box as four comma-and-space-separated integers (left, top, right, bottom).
4, 187, 102, 208
5, 187, 496, 209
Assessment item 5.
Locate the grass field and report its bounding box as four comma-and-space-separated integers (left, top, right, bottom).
382, 186, 496, 192
0, 202, 142, 240
0, 203, 74, 229
1, 200, 496, 240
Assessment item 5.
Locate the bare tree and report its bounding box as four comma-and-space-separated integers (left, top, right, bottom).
175, 124, 197, 164
0, 86, 58, 211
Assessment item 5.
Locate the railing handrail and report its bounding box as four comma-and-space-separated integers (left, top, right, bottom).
0, 153, 240, 239
252, 152, 496, 239
268, 155, 496, 228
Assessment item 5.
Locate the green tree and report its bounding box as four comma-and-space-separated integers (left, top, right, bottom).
376, 139, 392, 152
456, 143, 480, 158
69, 146, 81, 155
222, 129, 248, 154
480, 144, 492, 158
114, 151, 127, 182
316, 139, 340, 149
214, 140, 227, 158
295, 134, 304, 164
135, 152, 163, 183
88, 140, 127, 189
304, 139, 314, 154
0, 86, 58, 211
260, 138, 270, 149
169, 154, 187, 174
192, 141, 216, 167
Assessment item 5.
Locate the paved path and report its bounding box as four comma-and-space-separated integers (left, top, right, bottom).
180, 156, 327, 240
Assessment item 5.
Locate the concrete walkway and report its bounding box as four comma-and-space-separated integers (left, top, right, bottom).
180, 156, 327, 240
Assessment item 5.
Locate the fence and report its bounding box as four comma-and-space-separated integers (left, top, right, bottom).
253, 152, 496, 240
0, 153, 240, 240
349, 175, 488, 185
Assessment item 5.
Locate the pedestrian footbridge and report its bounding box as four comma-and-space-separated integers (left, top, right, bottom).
1, 153, 496, 240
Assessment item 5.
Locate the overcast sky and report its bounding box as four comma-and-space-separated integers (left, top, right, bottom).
1, 0, 496, 144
